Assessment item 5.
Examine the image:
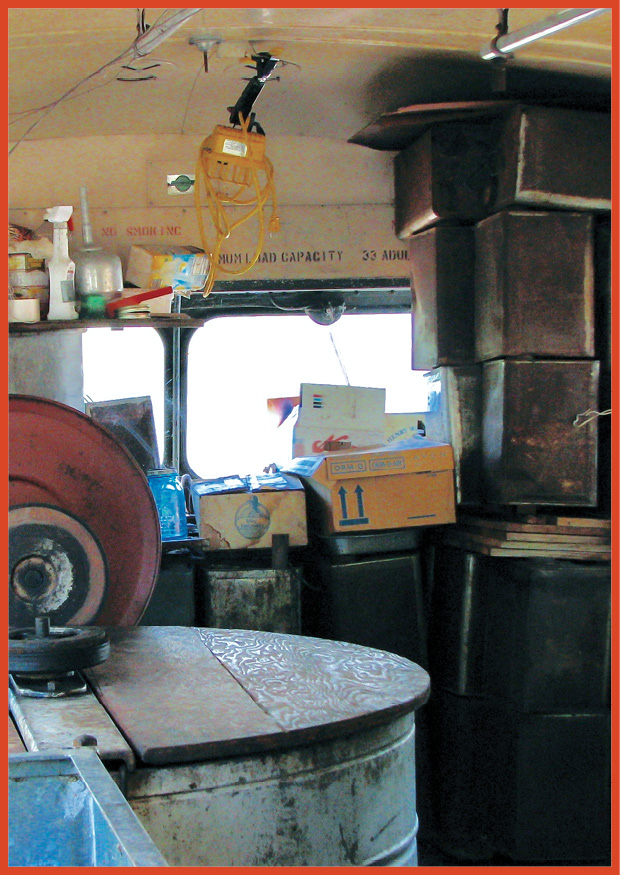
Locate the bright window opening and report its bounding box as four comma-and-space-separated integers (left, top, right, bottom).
82, 327, 165, 464
187, 312, 428, 479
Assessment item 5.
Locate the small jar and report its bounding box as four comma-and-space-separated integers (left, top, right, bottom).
9, 252, 50, 318
147, 469, 188, 541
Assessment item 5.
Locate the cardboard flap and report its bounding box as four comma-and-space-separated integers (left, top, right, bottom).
291, 437, 454, 484
192, 472, 304, 498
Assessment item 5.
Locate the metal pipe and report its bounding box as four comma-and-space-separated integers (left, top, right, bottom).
480, 8, 610, 60
133, 9, 201, 58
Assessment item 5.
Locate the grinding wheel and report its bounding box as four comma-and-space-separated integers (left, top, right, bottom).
9, 395, 161, 625
9, 505, 108, 627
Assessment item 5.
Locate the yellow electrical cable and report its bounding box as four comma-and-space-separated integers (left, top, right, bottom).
194, 113, 279, 296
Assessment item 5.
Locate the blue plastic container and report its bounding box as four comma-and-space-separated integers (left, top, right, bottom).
9, 749, 168, 866
147, 469, 188, 541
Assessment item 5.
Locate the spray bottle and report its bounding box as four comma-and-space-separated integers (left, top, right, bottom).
44, 205, 79, 320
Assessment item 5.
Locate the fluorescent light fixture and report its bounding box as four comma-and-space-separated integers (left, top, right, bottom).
133, 8, 202, 58
480, 8, 610, 60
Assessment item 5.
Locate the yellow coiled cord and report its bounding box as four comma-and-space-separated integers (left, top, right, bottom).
194, 113, 279, 296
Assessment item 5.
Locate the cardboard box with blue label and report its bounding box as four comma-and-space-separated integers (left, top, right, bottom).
191, 472, 307, 549
126, 244, 209, 294
286, 436, 455, 534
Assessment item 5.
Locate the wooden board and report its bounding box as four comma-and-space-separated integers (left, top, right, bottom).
443, 530, 611, 562
457, 513, 611, 539
85, 627, 430, 766
522, 514, 612, 530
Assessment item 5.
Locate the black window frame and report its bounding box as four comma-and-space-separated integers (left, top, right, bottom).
160, 277, 412, 477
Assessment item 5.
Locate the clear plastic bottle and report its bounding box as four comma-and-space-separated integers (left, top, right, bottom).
44, 205, 79, 320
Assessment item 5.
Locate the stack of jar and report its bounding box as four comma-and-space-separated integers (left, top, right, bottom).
8, 251, 49, 322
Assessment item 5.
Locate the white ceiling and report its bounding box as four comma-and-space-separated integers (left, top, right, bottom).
8, 8, 612, 146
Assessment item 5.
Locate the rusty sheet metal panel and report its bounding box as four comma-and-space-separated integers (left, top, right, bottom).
482, 359, 600, 506
126, 712, 420, 867
423, 366, 482, 505
426, 690, 611, 863
595, 217, 612, 374
492, 105, 611, 213
428, 544, 611, 708
85, 627, 430, 765
475, 210, 595, 361
409, 226, 475, 368
198, 568, 300, 634
394, 121, 496, 238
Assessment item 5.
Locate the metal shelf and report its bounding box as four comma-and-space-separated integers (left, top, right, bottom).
9, 315, 205, 334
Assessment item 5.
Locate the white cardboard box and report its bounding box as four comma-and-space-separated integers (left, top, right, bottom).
384, 413, 425, 445
292, 383, 385, 457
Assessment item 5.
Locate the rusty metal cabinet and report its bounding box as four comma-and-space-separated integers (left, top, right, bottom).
491, 104, 611, 213
394, 121, 496, 238
475, 210, 595, 361
481, 359, 600, 506
409, 226, 476, 368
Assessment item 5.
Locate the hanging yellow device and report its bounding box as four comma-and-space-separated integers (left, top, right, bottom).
194, 112, 279, 296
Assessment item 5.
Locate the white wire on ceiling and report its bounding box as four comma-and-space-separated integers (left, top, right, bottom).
9, 8, 201, 155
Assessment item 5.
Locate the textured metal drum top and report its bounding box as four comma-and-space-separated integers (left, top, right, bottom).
85, 627, 430, 766
9, 395, 161, 625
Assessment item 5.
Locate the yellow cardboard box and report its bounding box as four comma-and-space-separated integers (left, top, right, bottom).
286, 436, 455, 534
126, 244, 209, 294
191, 473, 307, 549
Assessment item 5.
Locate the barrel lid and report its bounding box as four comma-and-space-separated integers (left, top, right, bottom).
85, 626, 430, 765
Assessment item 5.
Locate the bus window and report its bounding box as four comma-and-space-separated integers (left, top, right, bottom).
82, 327, 165, 464
187, 312, 428, 479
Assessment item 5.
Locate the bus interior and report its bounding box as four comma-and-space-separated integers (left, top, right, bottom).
8, 7, 614, 868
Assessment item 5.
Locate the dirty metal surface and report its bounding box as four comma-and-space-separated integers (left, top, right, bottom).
475, 210, 595, 361
126, 713, 419, 867
9, 685, 135, 769
394, 121, 498, 238
423, 366, 483, 505
201, 569, 301, 634
8, 715, 26, 753
482, 359, 600, 506
199, 628, 430, 732
409, 226, 476, 369
8, 395, 160, 625
85, 626, 430, 766
493, 105, 611, 212
9, 505, 109, 627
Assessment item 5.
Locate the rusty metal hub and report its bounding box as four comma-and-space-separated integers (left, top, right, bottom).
9, 504, 108, 628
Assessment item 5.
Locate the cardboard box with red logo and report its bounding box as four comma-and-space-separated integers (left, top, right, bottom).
292, 383, 386, 457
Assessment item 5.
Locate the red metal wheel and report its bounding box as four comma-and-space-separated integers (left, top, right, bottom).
9, 395, 161, 625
